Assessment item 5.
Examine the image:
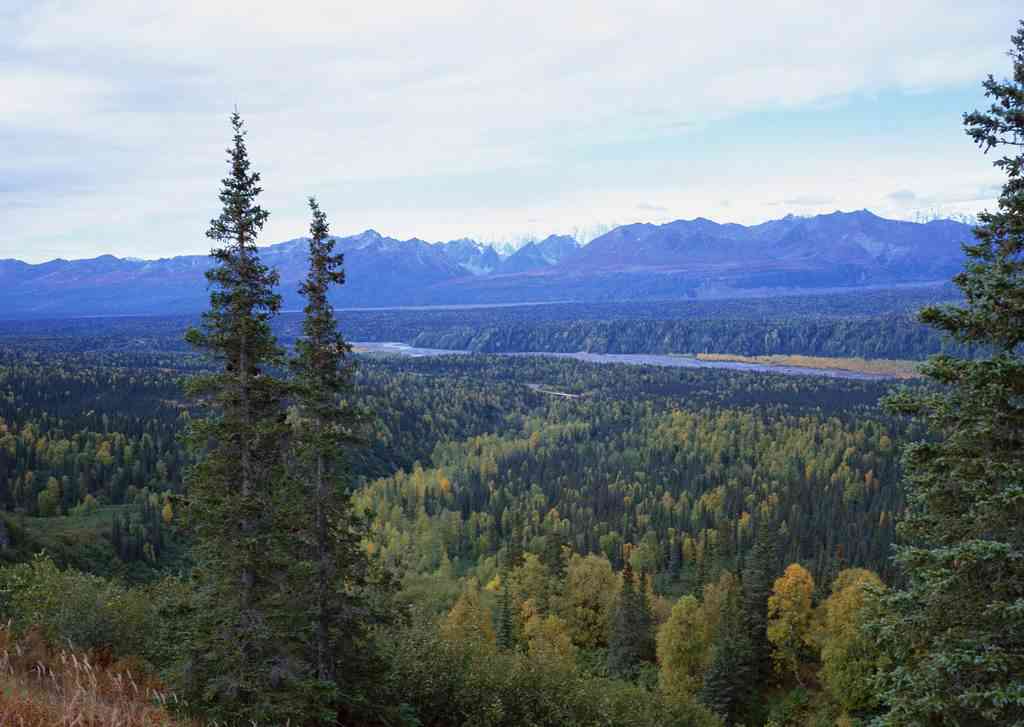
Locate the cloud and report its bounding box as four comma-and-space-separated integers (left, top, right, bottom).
773, 195, 836, 207
0, 1, 1019, 260
887, 189, 918, 204
636, 202, 669, 212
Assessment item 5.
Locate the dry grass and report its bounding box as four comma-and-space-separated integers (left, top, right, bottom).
0, 626, 187, 727
695, 353, 922, 379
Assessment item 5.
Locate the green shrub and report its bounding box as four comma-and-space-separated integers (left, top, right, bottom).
69, 494, 100, 517
381, 613, 722, 727
766, 686, 813, 726
0, 553, 188, 670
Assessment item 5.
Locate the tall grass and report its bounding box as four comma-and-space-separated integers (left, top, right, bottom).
0, 625, 185, 727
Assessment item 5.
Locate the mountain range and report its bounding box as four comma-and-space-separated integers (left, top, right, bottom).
0, 210, 973, 318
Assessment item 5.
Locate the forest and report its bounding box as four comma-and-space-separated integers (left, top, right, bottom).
0, 300, 920, 725
0, 281, 974, 362
0, 26, 1022, 727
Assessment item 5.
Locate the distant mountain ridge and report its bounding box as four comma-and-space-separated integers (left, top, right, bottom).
0, 210, 974, 318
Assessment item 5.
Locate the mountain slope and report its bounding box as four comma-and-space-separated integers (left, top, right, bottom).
498, 235, 580, 273
573, 211, 967, 274
0, 211, 974, 317
438, 239, 503, 275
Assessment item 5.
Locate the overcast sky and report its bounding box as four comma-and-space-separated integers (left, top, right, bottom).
2, 2, 1020, 263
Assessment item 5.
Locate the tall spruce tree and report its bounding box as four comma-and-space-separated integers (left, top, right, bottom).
181, 112, 294, 721
742, 517, 777, 686
287, 197, 386, 722
700, 595, 754, 727
540, 530, 567, 580
496, 578, 515, 651
607, 561, 654, 679
636, 568, 657, 662
869, 21, 1024, 726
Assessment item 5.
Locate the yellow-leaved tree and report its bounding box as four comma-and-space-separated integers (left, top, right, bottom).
656, 595, 710, 702
701, 571, 740, 644
815, 568, 885, 714
524, 613, 576, 667
441, 580, 496, 651
509, 552, 555, 613
563, 553, 619, 648
767, 563, 815, 683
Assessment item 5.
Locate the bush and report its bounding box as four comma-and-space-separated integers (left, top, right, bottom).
765, 686, 833, 726
0, 553, 188, 669
380, 613, 722, 727
69, 494, 100, 517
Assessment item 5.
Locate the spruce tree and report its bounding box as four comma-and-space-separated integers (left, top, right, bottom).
700, 627, 754, 726
607, 561, 654, 679
496, 578, 515, 651
669, 535, 683, 580
181, 112, 293, 722
636, 568, 657, 662
742, 517, 777, 685
700, 581, 754, 726
869, 21, 1024, 726
608, 560, 638, 678
287, 197, 386, 722
540, 531, 567, 580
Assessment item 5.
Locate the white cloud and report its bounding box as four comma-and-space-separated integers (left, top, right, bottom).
0, 1, 1018, 260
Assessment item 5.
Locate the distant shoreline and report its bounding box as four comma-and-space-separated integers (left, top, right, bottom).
693, 353, 921, 379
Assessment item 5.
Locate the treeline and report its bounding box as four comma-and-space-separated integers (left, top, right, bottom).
404, 315, 977, 359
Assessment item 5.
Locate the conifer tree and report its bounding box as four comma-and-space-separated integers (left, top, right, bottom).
540, 530, 567, 580
292, 197, 353, 678
287, 198, 386, 721
741, 517, 777, 684
181, 112, 293, 722
699, 579, 753, 726
507, 526, 525, 570
869, 21, 1024, 726
496, 578, 515, 651
636, 568, 657, 661
669, 535, 683, 580
607, 561, 654, 679
607, 560, 636, 678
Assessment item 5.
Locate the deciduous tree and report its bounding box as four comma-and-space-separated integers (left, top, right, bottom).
766, 563, 815, 684
815, 568, 884, 715
657, 594, 709, 701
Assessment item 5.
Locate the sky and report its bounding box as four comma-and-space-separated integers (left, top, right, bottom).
1, 1, 1021, 263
